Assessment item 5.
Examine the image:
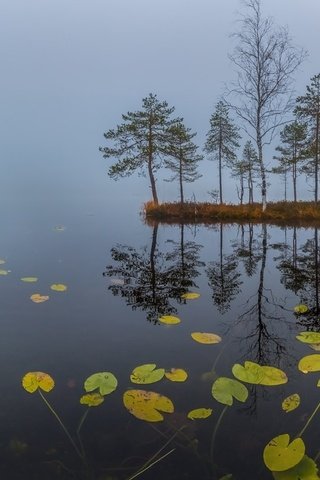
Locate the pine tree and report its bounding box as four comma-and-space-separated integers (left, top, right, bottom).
205, 101, 240, 204
99, 93, 180, 204
274, 121, 308, 202
242, 141, 259, 204
295, 74, 320, 203
164, 121, 203, 204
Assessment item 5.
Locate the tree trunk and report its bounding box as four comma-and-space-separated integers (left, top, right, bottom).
219, 120, 223, 204
315, 114, 319, 204
179, 149, 184, 205
293, 143, 297, 202
257, 129, 267, 211
148, 125, 159, 204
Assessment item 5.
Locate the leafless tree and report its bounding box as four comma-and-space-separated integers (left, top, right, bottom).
227, 0, 306, 210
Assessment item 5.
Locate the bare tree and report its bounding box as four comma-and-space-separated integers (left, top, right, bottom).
227, 0, 306, 210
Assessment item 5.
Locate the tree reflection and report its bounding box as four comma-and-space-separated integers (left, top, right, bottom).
206, 223, 242, 313
103, 223, 203, 323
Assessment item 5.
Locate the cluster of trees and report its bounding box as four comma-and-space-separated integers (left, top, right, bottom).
100, 0, 320, 208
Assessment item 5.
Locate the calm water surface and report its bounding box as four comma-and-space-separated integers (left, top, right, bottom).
1, 209, 319, 479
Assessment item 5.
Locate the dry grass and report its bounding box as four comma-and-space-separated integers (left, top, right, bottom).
143, 200, 320, 226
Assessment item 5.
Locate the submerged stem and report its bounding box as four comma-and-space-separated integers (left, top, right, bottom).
126, 448, 175, 480
38, 390, 83, 460
297, 401, 320, 438
210, 405, 228, 462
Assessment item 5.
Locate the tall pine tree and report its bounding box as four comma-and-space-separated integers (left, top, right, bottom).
205, 101, 240, 204
164, 121, 203, 204
99, 93, 180, 204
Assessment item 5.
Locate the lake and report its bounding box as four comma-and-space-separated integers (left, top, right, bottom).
1, 209, 320, 480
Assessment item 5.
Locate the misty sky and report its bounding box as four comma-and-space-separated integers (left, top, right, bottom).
1, 0, 319, 215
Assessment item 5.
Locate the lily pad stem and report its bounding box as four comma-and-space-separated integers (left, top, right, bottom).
297, 400, 320, 438
210, 405, 228, 462
38, 390, 83, 460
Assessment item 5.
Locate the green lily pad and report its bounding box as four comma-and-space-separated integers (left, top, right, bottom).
187, 408, 213, 420
282, 394, 300, 413
21, 277, 38, 283
298, 354, 320, 373
263, 434, 305, 472
211, 377, 248, 406
232, 361, 287, 386
84, 372, 118, 396
0, 269, 10, 275
296, 332, 320, 344
130, 364, 165, 384
272, 455, 320, 479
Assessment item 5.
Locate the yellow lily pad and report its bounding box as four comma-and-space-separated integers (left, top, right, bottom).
50, 284, 67, 292
22, 372, 55, 393
294, 304, 309, 314
272, 455, 320, 479
130, 364, 165, 384
282, 394, 300, 413
80, 393, 104, 407
0, 269, 10, 275
263, 434, 305, 472
187, 408, 213, 420
123, 389, 174, 422
30, 293, 49, 303
298, 354, 320, 373
309, 343, 320, 351
296, 332, 320, 344
191, 332, 222, 344
159, 315, 181, 325
181, 292, 200, 300
165, 368, 188, 382
21, 277, 38, 283
232, 361, 287, 386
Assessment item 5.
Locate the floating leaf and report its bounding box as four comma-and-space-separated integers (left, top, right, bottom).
159, 315, 181, 325
187, 408, 212, 420
50, 284, 67, 292
123, 389, 174, 422
0, 269, 10, 275
21, 277, 38, 283
80, 393, 104, 407
309, 343, 320, 351
191, 332, 222, 344
294, 304, 309, 314
53, 225, 65, 231
181, 292, 200, 300
0, 259, 6, 264
282, 394, 300, 413
211, 377, 248, 406
165, 368, 188, 382
218, 476, 233, 480
263, 434, 305, 472
317, 380, 320, 387
130, 364, 165, 384
84, 372, 118, 396
296, 332, 320, 344
30, 293, 49, 303
232, 361, 288, 386
298, 354, 320, 373
272, 455, 320, 479
22, 372, 55, 393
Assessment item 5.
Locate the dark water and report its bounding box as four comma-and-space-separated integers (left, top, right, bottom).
1, 212, 320, 479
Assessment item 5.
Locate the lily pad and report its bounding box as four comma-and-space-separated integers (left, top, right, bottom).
165, 368, 188, 382
0, 259, 5, 264
263, 434, 305, 472
50, 284, 67, 292
211, 377, 248, 406
191, 332, 222, 344
80, 393, 104, 407
232, 361, 287, 386
294, 304, 309, 314
0, 269, 10, 275
30, 293, 49, 303
123, 389, 174, 422
84, 372, 118, 396
181, 292, 200, 300
296, 332, 320, 344
298, 354, 320, 373
130, 364, 165, 384
53, 225, 66, 231
187, 408, 213, 420
282, 394, 300, 413
272, 455, 320, 479
159, 315, 181, 325
21, 277, 38, 283
22, 372, 55, 393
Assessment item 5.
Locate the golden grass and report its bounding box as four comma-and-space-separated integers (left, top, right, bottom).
143, 200, 320, 226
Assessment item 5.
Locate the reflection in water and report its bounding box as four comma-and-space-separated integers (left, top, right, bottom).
103, 223, 204, 323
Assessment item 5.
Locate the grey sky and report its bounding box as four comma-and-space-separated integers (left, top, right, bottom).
1, 0, 319, 210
